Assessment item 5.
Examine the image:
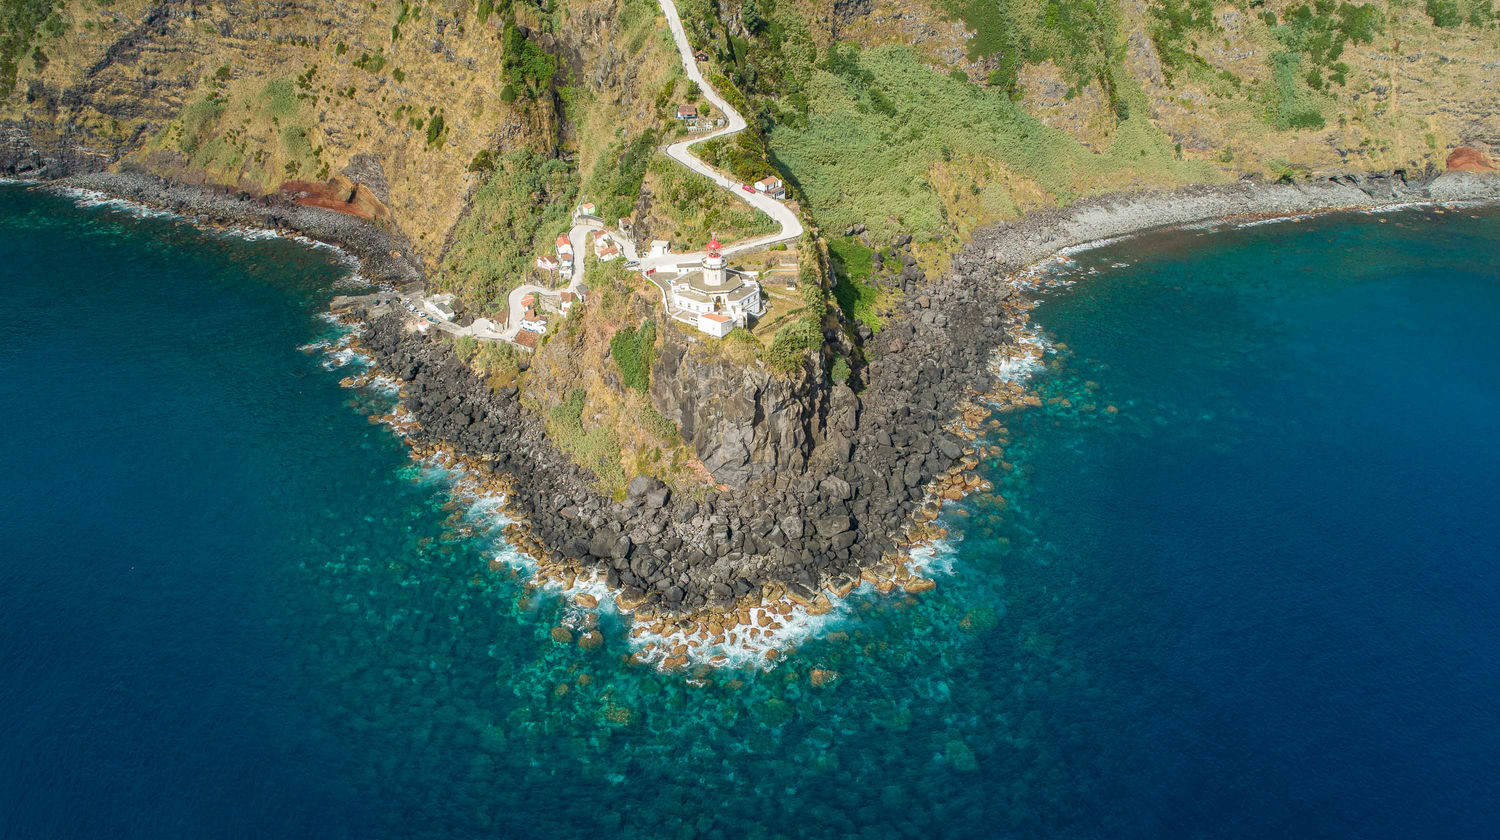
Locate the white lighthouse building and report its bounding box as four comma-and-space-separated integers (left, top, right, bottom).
668, 235, 765, 335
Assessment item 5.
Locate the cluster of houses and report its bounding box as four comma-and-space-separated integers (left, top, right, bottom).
517, 288, 585, 338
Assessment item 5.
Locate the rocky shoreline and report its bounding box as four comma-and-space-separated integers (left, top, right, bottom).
15, 162, 1499, 666
26, 169, 426, 289
344, 169, 1500, 666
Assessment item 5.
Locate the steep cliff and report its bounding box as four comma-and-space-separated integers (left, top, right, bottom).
647, 320, 832, 487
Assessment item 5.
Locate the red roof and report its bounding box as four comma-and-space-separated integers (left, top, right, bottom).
556, 234, 570, 247
707, 234, 721, 252
702, 312, 731, 323
514, 330, 538, 349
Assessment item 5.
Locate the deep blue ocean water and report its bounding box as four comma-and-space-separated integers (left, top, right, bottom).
2, 184, 1497, 839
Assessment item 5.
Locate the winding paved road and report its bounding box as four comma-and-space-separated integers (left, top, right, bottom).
646, 0, 803, 270
448, 0, 803, 343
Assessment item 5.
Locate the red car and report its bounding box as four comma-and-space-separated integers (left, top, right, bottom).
740, 184, 755, 193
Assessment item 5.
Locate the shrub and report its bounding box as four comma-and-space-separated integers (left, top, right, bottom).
353, 50, 386, 73
767, 318, 823, 373
502, 22, 557, 94
0, 0, 59, 97
473, 341, 520, 386
1148, 0, 1217, 81
828, 237, 882, 330
453, 334, 478, 360
610, 319, 657, 392
438, 148, 578, 309
1425, 0, 1463, 25
831, 355, 851, 385
468, 149, 496, 173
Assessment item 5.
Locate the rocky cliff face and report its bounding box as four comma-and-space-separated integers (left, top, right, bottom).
0, 0, 669, 274
648, 325, 832, 488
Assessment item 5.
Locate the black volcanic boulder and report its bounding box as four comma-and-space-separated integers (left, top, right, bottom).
626, 475, 664, 501
815, 515, 852, 538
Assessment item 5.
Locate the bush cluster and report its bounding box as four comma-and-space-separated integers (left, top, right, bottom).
609, 320, 657, 393
585, 131, 658, 223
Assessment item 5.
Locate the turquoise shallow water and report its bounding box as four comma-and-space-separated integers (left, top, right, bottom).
2, 185, 1498, 838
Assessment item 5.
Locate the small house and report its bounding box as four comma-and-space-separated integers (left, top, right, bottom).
696, 312, 734, 338
513, 330, 539, 351
424, 299, 456, 320
594, 232, 620, 261
754, 176, 786, 198
577, 202, 596, 217
649, 239, 672, 257
676, 104, 698, 122
536, 255, 559, 272
519, 308, 548, 334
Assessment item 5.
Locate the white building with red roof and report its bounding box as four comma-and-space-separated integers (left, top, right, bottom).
668, 235, 765, 335
696, 312, 733, 338
754, 176, 785, 198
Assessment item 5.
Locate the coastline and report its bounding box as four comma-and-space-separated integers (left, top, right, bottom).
13, 164, 1499, 669
16, 170, 426, 290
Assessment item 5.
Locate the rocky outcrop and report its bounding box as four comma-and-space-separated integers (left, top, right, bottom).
648, 326, 830, 487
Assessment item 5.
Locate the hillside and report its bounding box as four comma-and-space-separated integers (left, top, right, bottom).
5, 0, 1495, 288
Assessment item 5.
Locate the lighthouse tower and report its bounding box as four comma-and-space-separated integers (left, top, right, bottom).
703, 234, 728, 287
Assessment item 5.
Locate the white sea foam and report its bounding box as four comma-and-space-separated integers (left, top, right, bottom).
54, 186, 181, 220
621, 590, 857, 671
1056, 233, 1134, 257
908, 537, 959, 577
321, 347, 369, 370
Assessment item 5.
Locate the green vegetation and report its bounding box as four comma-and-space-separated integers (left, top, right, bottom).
501, 22, 558, 96
828, 237, 883, 330
1, 0, 59, 97
940, 0, 1120, 92
548, 388, 625, 491
472, 340, 521, 387
425, 110, 446, 147
694, 131, 774, 183
1425, 0, 1495, 25
1148, 0, 1217, 82
177, 97, 226, 156
439, 148, 578, 310
646, 156, 778, 245
352, 50, 387, 73
609, 319, 657, 392
1263, 1, 1381, 129
767, 233, 832, 374
468, 149, 496, 173
770, 46, 1209, 242
585, 131, 657, 222
830, 355, 851, 385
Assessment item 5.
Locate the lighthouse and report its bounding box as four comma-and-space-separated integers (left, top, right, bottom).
702, 234, 728, 287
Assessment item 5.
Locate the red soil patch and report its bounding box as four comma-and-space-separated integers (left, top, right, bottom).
279, 177, 389, 220
1445, 147, 1495, 172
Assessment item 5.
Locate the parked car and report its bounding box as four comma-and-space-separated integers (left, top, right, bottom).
740, 184, 755, 193
624, 259, 640, 269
